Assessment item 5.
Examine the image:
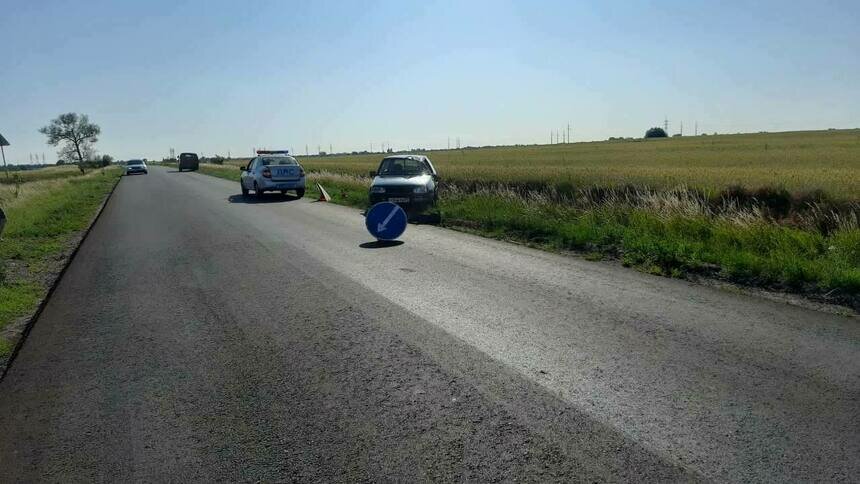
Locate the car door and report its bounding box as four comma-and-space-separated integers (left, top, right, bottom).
242, 158, 257, 188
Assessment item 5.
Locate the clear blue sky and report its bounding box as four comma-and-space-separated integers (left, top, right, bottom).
2, 0, 859, 162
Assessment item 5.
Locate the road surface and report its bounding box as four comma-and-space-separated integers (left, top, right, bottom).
1, 167, 857, 482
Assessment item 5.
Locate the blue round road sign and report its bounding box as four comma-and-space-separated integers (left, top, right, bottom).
365, 202, 407, 241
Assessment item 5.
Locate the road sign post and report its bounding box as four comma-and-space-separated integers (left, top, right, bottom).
0, 132, 9, 179
365, 202, 407, 241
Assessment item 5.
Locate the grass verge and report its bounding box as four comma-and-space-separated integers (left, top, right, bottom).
441, 193, 859, 299
0, 168, 120, 357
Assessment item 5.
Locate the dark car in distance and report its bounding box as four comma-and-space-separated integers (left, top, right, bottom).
178, 152, 199, 172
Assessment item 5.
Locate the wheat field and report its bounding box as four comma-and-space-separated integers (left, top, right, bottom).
287, 129, 860, 200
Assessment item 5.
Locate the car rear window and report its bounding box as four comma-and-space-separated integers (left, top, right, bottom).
260, 157, 298, 166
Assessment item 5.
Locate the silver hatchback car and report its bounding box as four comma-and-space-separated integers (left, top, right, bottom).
239, 151, 306, 198
125, 159, 148, 175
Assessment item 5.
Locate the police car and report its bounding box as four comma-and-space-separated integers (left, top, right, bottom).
239, 150, 306, 198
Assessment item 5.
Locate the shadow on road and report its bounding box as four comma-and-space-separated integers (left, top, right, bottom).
227, 194, 302, 204
408, 212, 442, 225
359, 240, 405, 249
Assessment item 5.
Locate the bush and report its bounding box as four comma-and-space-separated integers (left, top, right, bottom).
645, 127, 668, 138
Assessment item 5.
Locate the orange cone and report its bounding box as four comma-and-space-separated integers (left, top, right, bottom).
316, 183, 331, 202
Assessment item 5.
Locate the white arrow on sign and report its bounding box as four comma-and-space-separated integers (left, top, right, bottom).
377, 205, 400, 233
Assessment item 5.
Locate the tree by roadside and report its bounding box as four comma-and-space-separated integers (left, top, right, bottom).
97, 154, 113, 167
39, 113, 101, 174
644, 127, 668, 138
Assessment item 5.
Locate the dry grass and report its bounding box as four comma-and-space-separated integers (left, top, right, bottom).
1, 165, 81, 185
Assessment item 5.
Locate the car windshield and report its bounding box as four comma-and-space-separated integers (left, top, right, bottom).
377, 158, 430, 176
128, 160, 143, 165
260, 157, 298, 166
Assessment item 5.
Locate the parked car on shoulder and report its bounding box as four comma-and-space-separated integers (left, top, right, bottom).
125, 159, 148, 175
368, 155, 439, 212
239, 150, 306, 198
178, 152, 199, 171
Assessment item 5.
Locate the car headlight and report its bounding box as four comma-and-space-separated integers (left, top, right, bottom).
371, 186, 385, 194
413, 186, 428, 194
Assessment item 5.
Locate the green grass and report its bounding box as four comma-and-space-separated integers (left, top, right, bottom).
439, 192, 860, 297
0, 169, 120, 356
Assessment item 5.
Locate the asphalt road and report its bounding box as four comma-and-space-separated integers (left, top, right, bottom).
0, 167, 857, 482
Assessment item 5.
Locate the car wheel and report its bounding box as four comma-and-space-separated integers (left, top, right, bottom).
254, 182, 265, 198
296, 188, 305, 198
178, 167, 182, 172
241, 183, 249, 196
144, 171, 148, 174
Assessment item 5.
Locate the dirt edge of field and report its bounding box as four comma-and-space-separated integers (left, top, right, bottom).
0, 175, 122, 381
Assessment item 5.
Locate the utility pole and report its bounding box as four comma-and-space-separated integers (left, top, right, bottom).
0, 131, 8, 179
329, 144, 332, 154
664, 116, 669, 133
695, 121, 698, 136
305, 145, 308, 156
447, 137, 450, 150
567, 123, 570, 144
680, 121, 684, 136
